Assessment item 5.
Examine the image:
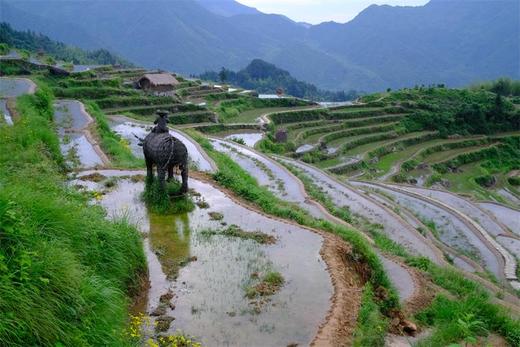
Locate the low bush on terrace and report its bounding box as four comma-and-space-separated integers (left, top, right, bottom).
0, 88, 145, 346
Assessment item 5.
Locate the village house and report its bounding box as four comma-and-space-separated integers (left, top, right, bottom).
137, 73, 180, 94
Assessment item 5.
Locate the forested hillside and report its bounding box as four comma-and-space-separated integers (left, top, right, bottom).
200, 59, 359, 101
0, 23, 131, 66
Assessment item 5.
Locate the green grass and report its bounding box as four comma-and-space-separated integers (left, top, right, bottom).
352, 284, 388, 347
83, 101, 143, 168
0, 87, 145, 346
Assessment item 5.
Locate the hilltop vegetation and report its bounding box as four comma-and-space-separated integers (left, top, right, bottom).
0, 22, 131, 66
200, 59, 359, 101
365, 86, 520, 136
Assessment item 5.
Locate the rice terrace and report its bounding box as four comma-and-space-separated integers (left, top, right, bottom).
0, 1, 519, 346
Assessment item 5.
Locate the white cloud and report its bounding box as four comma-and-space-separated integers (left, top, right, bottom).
237, 0, 429, 24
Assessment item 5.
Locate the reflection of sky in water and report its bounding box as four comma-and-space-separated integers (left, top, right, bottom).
478, 203, 520, 236
0, 99, 13, 125
0, 78, 33, 97
224, 132, 263, 147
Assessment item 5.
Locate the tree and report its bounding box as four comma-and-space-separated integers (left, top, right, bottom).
218, 67, 227, 83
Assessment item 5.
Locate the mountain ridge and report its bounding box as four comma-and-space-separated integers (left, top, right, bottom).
1, 0, 517, 92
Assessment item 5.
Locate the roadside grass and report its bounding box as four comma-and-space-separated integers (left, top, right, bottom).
187, 129, 399, 315
0, 88, 145, 346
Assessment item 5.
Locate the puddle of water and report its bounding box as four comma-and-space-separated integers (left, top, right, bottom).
90, 172, 332, 346
356, 183, 501, 277
54, 100, 90, 132
478, 203, 520, 236
0, 78, 33, 97
224, 132, 263, 147
111, 121, 215, 172
401, 187, 506, 237
295, 144, 315, 154
61, 133, 104, 168
279, 158, 441, 263
0, 99, 13, 125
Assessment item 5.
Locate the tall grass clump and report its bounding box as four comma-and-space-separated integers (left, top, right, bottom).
141, 178, 195, 215
0, 88, 145, 346
353, 284, 388, 347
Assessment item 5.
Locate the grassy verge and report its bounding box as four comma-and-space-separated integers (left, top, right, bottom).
186, 129, 399, 315
0, 88, 146, 346
353, 284, 388, 347
83, 101, 143, 168
368, 226, 520, 346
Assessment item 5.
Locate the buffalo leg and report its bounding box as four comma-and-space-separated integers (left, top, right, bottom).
167, 164, 174, 182
180, 163, 188, 194
145, 157, 154, 184
157, 167, 166, 192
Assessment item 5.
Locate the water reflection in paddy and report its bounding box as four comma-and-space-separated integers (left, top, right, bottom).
279, 158, 441, 262
0, 99, 13, 125
0, 77, 34, 97
89, 172, 331, 346
224, 132, 263, 147
355, 182, 501, 277
478, 203, 520, 236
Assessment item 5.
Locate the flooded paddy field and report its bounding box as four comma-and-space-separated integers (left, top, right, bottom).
353, 182, 503, 279
277, 158, 442, 263
478, 202, 520, 236
54, 100, 105, 168
76, 170, 333, 347
222, 131, 264, 147
0, 77, 36, 97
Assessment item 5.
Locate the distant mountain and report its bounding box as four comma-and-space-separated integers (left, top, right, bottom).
1, 0, 518, 92
0, 22, 131, 66
196, 0, 259, 17
200, 59, 359, 101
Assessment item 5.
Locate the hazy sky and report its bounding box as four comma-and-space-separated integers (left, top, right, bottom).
237, 0, 430, 24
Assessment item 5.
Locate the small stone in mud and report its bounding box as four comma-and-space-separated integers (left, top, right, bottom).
250, 272, 259, 279
169, 303, 176, 310
150, 304, 167, 316
226, 311, 236, 317
159, 291, 174, 304
287, 343, 298, 347
221, 222, 227, 226
155, 315, 175, 333
208, 211, 224, 220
